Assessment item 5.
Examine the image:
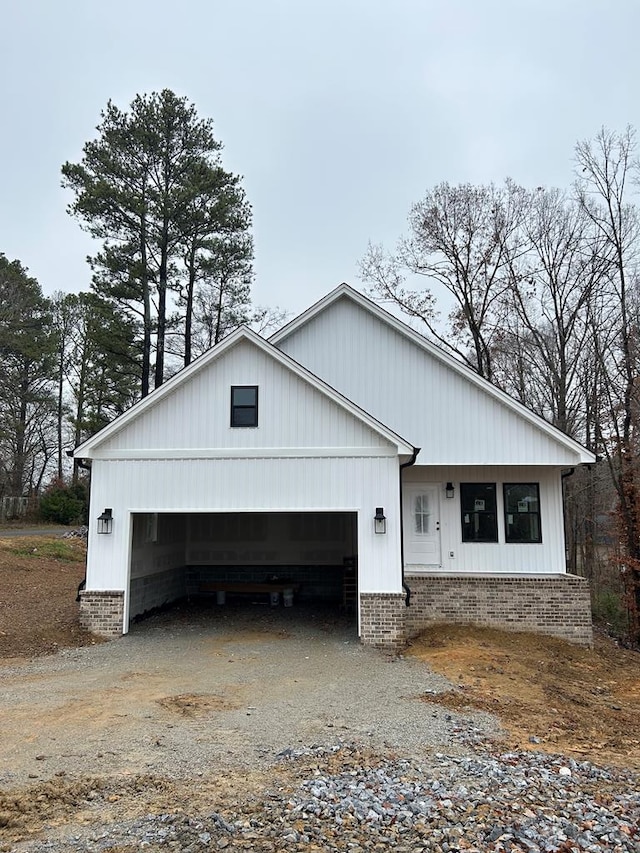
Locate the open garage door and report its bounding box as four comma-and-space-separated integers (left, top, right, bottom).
127, 511, 358, 625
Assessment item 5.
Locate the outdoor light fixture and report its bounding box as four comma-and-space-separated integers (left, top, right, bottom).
445, 482, 455, 499
374, 507, 386, 534
97, 508, 113, 534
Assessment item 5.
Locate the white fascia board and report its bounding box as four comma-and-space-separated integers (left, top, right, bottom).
270, 283, 596, 465
75, 323, 416, 459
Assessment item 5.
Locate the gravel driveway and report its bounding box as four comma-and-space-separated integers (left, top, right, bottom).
0, 603, 495, 788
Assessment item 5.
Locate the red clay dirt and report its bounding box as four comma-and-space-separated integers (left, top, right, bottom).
0, 534, 95, 661
408, 624, 640, 771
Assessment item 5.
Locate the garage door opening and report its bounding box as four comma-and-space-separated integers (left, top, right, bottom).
128, 511, 358, 626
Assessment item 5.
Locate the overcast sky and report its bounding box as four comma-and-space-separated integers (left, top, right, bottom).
1, 0, 638, 317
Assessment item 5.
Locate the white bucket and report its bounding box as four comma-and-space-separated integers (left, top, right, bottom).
216, 590, 226, 605
269, 591, 280, 607
283, 589, 294, 608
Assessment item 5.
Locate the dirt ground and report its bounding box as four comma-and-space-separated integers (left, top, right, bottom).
0, 533, 95, 661
1, 533, 640, 848
408, 625, 640, 771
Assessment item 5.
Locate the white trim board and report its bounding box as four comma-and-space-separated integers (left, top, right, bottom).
89, 446, 400, 460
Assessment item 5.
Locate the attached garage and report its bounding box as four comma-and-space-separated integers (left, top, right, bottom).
75, 327, 415, 643
128, 510, 358, 621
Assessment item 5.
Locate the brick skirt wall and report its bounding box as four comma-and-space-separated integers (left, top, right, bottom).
404, 573, 593, 646
79, 590, 125, 638
359, 593, 406, 650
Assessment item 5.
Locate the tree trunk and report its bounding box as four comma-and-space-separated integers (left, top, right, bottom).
13, 372, 29, 495
57, 346, 64, 480
184, 244, 197, 366
140, 211, 151, 398
154, 217, 170, 388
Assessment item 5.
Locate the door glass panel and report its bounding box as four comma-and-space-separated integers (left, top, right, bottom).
414, 494, 431, 534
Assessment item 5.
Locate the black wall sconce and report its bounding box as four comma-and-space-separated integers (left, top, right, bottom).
97, 508, 113, 534
445, 482, 455, 499
374, 507, 386, 534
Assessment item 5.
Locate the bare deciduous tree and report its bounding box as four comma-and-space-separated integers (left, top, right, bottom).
360, 181, 529, 379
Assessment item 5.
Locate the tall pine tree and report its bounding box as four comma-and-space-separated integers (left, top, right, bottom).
62, 89, 253, 396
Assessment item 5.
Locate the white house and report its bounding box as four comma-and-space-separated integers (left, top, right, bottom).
75, 284, 595, 648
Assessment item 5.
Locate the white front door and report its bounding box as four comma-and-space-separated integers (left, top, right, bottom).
403, 484, 441, 567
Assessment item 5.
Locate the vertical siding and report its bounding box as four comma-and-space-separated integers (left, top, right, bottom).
403, 465, 566, 575
86, 455, 403, 597
277, 297, 580, 465
99, 339, 388, 452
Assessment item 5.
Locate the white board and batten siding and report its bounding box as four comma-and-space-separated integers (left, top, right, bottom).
86, 455, 403, 599
403, 466, 567, 575
92, 338, 391, 455
273, 293, 592, 467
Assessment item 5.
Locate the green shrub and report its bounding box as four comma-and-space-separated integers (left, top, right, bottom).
39, 481, 88, 526
592, 588, 629, 639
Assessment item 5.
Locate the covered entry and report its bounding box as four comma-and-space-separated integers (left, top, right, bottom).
127, 510, 358, 623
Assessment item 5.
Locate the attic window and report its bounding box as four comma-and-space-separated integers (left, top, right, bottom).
230, 385, 258, 427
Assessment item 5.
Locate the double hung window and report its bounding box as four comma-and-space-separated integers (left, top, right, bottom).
230, 386, 258, 427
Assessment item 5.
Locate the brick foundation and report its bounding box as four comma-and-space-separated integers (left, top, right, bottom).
79, 590, 125, 638
404, 574, 593, 646
359, 593, 406, 650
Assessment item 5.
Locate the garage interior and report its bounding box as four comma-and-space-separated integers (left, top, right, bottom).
128, 511, 358, 624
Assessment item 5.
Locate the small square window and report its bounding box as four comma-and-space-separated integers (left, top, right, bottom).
504, 483, 541, 543
231, 385, 258, 427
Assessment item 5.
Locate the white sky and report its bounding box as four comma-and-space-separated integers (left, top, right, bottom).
1, 0, 638, 316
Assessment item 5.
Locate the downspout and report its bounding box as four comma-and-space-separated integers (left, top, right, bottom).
66, 449, 92, 472
561, 467, 576, 573
67, 452, 91, 599
400, 447, 421, 606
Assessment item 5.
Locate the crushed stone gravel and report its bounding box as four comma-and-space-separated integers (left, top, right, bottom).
0, 605, 496, 784
9, 745, 639, 852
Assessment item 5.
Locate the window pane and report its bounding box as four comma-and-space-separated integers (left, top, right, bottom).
460, 483, 498, 542
414, 494, 430, 534
233, 407, 257, 426
504, 483, 541, 543
232, 387, 257, 406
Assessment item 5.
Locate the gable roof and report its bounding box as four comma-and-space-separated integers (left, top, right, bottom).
74, 325, 416, 459
270, 283, 596, 465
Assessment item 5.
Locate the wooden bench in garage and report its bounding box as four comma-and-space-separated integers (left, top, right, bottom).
198, 581, 301, 597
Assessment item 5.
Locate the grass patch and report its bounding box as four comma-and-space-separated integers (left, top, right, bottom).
1, 537, 86, 562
